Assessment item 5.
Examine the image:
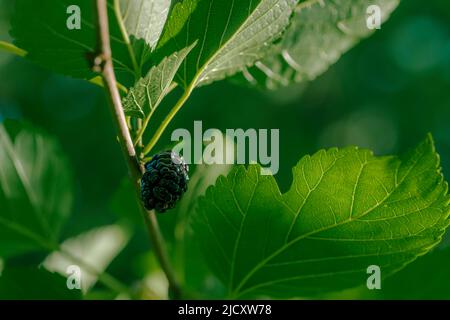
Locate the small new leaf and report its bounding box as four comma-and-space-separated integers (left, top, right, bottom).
193, 136, 450, 298
122, 44, 196, 118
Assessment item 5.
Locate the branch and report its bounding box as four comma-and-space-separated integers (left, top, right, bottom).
93, 0, 181, 299
94, 0, 138, 176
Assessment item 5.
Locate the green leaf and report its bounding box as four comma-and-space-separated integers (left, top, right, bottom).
239, 0, 400, 89
377, 247, 450, 299
120, 0, 172, 51
0, 266, 81, 299
155, 0, 298, 88
10, 0, 136, 80
117, 0, 176, 73
324, 246, 450, 299
0, 120, 73, 258
193, 136, 450, 298
43, 224, 130, 294
122, 44, 196, 118
175, 164, 232, 297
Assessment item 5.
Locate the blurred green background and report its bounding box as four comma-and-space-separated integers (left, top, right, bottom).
0, 0, 450, 299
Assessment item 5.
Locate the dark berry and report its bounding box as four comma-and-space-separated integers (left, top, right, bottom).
141, 151, 189, 213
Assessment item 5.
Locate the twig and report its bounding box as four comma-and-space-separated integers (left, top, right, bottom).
94, 0, 138, 176
142, 208, 182, 299
93, 0, 181, 299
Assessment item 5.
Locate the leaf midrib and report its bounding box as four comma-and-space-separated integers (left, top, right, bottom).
193, 0, 287, 85
284, 153, 343, 242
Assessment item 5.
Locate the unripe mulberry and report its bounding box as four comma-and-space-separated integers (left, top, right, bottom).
141, 151, 189, 213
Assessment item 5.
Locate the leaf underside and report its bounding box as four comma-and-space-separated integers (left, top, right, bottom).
43, 224, 130, 293
122, 44, 195, 118
120, 0, 171, 50
10, 0, 402, 93
194, 136, 450, 298
119, 0, 173, 70
238, 0, 400, 89
155, 0, 298, 88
